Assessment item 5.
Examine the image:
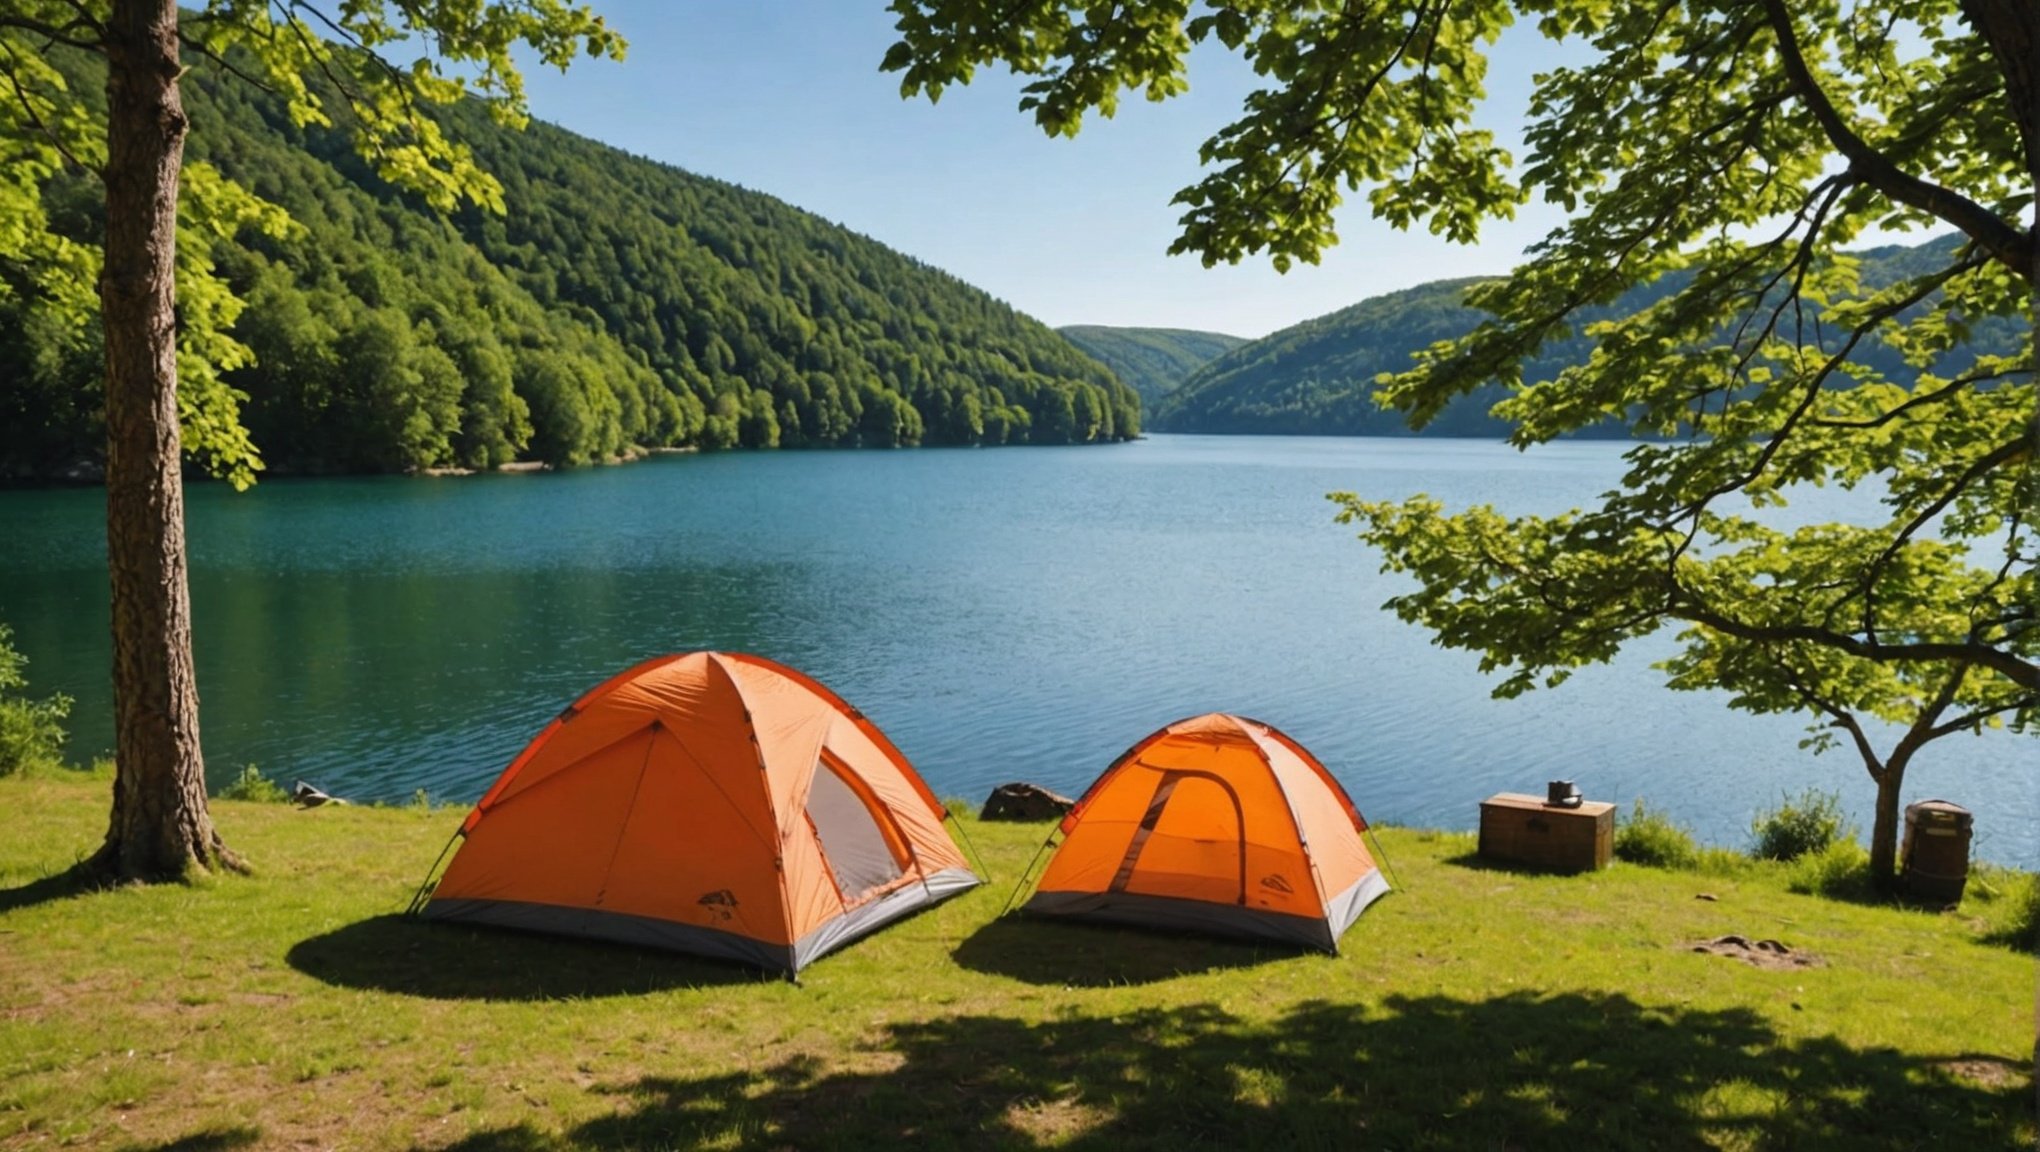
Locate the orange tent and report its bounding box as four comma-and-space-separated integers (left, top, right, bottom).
1020, 713, 1387, 951
423, 652, 978, 973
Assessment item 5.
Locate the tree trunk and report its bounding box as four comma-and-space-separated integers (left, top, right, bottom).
1867, 762, 1906, 891
87, 0, 239, 881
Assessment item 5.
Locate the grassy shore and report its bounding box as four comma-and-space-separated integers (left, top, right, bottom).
0, 772, 2031, 1151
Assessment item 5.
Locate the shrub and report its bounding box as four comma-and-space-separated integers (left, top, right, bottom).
0, 624, 71, 777
1693, 846, 1752, 878
218, 764, 289, 803
1967, 865, 2040, 953
1614, 799, 1700, 869
1783, 840, 1873, 899
1751, 788, 1856, 862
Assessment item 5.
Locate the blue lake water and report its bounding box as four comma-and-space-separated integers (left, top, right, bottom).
0, 434, 2030, 866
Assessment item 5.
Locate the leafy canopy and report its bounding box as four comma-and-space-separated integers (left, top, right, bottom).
0, 0, 624, 486
884, 1, 2036, 800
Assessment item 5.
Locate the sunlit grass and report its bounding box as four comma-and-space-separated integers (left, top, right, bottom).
0, 773, 2030, 1150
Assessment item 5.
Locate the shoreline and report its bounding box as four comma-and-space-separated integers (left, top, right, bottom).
0, 437, 1163, 490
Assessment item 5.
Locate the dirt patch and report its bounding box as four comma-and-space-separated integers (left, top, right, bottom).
1003, 1096, 1111, 1143
1688, 934, 1823, 970
1936, 1058, 2026, 1089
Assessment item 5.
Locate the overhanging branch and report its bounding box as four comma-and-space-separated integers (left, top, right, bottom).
0, 13, 102, 52
1676, 601, 2040, 691
1761, 0, 2031, 278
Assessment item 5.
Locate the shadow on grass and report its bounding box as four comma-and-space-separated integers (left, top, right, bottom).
951, 915, 1291, 987
286, 915, 768, 1000
0, 868, 100, 914
118, 1124, 262, 1152
1439, 850, 1608, 877
441, 990, 2032, 1151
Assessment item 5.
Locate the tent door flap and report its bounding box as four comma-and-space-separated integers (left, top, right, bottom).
806, 754, 909, 906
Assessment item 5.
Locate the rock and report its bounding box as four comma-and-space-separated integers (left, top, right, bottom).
980, 782, 1075, 822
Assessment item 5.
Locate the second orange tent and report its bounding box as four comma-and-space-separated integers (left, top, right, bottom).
1019, 712, 1388, 951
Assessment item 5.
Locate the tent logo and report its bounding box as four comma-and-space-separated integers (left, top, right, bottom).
1259, 874, 1294, 895
698, 889, 738, 921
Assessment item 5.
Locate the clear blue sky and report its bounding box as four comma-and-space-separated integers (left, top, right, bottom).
517, 2, 1575, 339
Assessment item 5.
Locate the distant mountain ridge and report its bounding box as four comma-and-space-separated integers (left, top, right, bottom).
1152, 236, 2016, 437
1058, 326, 1248, 406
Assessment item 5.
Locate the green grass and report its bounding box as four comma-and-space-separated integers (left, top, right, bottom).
0, 774, 2031, 1151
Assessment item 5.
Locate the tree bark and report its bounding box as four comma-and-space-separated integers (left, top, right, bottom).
87, 0, 239, 881
1867, 762, 1905, 890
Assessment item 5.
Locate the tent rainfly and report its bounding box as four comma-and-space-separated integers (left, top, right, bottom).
1019, 712, 1388, 951
420, 652, 978, 974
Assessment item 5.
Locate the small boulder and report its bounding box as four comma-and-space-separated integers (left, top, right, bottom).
980, 782, 1075, 822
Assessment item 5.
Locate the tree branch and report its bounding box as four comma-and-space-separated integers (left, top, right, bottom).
1761, 0, 2031, 278
1777, 660, 1886, 777
1675, 601, 2039, 691
1858, 435, 2032, 642
1921, 696, 2034, 742
0, 38, 90, 172
177, 31, 281, 98
0, 13, 102, 53
1808, 363, 2032, 429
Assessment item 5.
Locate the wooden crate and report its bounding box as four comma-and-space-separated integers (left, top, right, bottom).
1479, 792, 1613, 872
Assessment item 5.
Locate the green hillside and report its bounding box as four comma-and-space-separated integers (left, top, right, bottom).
1154, 237, 2017, 437
1057, 325, 1247, 405
1151, 280, 1508, 437
0, 57, 1139, 479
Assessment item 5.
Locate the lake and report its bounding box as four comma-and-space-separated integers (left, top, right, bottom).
1, 434, 2031, 867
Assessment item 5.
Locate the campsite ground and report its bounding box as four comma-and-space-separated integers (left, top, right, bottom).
0, 771, 2031, 1150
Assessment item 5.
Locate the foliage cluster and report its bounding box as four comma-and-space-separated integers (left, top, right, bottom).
1968, 864, 2039, 952
0, 624, 70, 778
0, 46, 1140, 479
1751, 789, 1858, 862
216, 764, 290, 804
1612, 799, 1702, 870
1618, 790, 1874, 891
1057, 325, 1246, 405
1782, 840, 1876, 900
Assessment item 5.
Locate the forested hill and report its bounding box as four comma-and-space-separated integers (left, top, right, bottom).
1151, 280, 1504, 436
1056, 326, 1248, 405
1152, 237, 2014, 437
0, 59, 1140, 479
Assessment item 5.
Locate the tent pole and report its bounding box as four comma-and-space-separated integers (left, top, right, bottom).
1000, 833, 1057, 917
945, 809, 994, 882
405, 826, 464, 916
1364, 826, 1404, 894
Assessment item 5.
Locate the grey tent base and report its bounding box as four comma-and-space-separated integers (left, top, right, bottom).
426, 867, 979, 975
1022, 870, 1388, 954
